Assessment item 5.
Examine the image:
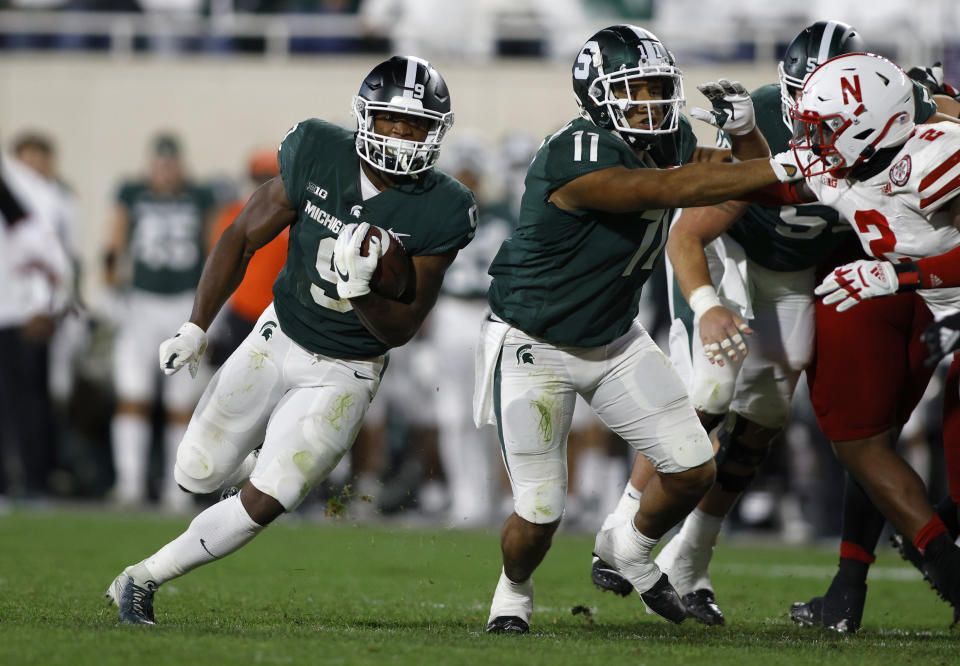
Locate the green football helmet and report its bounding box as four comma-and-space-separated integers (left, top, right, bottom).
572, 24, 684, 149
778, 20, 866, 129
352, 55, 454, 176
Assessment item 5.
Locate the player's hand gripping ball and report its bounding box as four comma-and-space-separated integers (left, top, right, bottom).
334, 222, 412, 300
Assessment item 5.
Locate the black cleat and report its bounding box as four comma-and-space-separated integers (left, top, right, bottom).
486, 616, 530, 634
920, 534, 960, 625
892, 532, 960, 623
639, 573, 687, 624
682, 589, 725, 626
105, 572, 158, 625
789, 580, 866, 633
591, 556, 633, 597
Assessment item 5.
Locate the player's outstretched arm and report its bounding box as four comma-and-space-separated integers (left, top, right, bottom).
347, 249, 457, 347
551, 154, 798, 214
668, 201, 753, 365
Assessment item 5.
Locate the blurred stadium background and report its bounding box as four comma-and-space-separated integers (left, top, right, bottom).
0, 0, 956, 542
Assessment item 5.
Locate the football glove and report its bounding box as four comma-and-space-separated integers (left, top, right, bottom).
769, 149, 805, 183
159, 321, 207, 378
333, 222, 381, 300
922, 311, 960, 367
907, 62, 959, 97
815, 260, 899, 312
690, 79, 756, 136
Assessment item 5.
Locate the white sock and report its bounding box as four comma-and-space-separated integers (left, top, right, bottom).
111, 414, 151, 502
487, 568, 534, 624
136, 494, 264, 585
678, 508, 724, 552
600, 482, 643, 531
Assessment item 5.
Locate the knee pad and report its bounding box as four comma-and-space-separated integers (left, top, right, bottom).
174, 441, 221, 494
690, 376, 736, 416
714, 412, 780, 493
514, 481, 566, 525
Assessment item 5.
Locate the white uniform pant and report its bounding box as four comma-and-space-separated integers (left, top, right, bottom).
668, 236, 815, 429
173, 303, 384, 511
476, 316, 713, 524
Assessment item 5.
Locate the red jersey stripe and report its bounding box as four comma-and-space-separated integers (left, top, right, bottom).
919, 148, 960, 190
920, 173, 960, 208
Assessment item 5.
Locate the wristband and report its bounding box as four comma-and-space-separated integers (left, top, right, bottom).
688, 285, 722, 318
893, 261, 921, 291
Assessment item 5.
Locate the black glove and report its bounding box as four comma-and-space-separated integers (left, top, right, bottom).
922, 310, 960, 367
908, 62, 960, 97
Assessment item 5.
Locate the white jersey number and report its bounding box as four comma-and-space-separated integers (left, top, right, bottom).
309, 237, 353, 313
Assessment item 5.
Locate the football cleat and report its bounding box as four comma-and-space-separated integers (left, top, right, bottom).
593, 524, 686, 624
789, 580, 866, 633
591, 556, 633, 597
681, 589, 725, 626
639, 574, 688, 625
486, 616, 530, 634
105, 569, 158, 625
919, 534, 960, 625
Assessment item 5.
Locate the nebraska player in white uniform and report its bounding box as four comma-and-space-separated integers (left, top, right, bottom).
767, 52, 960, 619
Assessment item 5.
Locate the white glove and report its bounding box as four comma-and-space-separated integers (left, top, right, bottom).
158, 321, 207, 378
769, 149, 805, 183
333, 222, 382, 300
690, 79, 756, 135
815, 260, 899, 312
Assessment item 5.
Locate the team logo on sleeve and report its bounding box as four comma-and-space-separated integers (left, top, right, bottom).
889, 155, 912, 187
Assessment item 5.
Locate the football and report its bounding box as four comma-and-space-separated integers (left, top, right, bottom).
360, 225, 413, 300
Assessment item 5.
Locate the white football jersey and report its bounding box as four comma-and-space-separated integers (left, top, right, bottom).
806, 122, 960, 319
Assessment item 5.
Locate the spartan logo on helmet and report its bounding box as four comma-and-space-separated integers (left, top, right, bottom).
571, 24, 685, 150
353, 55, 454, 176
516, 344, 535, 365
778, 20, 866, 130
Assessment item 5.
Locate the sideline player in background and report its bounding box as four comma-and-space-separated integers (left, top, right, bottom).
762, 52, 960, 625
591, 21, 947, 629
104, 134, 217, 511
477, 24, 802, 634
206, 147, 286, 364
104, 55, 476, 625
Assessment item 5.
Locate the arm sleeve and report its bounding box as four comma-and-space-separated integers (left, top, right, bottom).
915, 245, 960, 289
738, 182, 808, 207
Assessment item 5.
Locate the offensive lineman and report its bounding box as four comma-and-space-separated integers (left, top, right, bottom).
476, 24, 802, 634
104, 56, 476, 624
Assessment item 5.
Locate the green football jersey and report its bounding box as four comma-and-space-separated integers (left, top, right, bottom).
721, 82, 939, 272
118, 181, 215, 294
487, 115, 696, 347
274, 119, 476, 359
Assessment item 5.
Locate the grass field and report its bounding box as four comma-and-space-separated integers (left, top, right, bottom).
1, 509, 957, 665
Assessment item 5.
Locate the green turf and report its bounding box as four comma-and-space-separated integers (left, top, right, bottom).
0, 509, 957, 665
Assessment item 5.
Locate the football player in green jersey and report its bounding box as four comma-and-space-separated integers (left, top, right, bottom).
592, 21, 960, 630
476, 24, 803, 634
104, 133, 217, 511
104, 56, 477, 625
